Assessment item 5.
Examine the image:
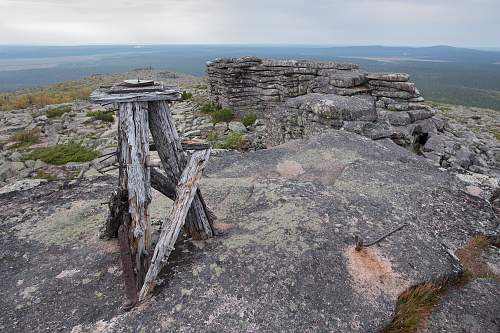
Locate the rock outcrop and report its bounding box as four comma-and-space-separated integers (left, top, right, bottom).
207, 57, 499, 176
1, 131, 498, 332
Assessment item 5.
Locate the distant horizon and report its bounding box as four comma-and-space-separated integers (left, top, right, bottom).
1, 44, 500, 51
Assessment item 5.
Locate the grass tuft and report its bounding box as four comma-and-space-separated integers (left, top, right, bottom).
455, 235, 498, 280
241, 113, 257, 127
181, 91, 193, 101
26, 142, 98, 165
208, 130, 245, 150
47, 106, 72, 118
383, 283, 442, 333
211, 108, 234, 125
8, 128, 40, 148
200, 101, 220, 114
86, 110, 115, 123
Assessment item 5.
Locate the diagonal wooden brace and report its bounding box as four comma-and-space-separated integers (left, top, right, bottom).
139, 149, 211, 301
148, 100, 214, 240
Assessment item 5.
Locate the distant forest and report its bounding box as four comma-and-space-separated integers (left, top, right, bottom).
1, 45, 499, 110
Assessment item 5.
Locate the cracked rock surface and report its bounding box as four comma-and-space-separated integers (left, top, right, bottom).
1, 131, 497, 332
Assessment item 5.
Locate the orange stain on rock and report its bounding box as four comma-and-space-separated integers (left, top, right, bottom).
344, 245, 409, 299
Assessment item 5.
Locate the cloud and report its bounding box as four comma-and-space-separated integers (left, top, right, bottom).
0, 0, 498, 46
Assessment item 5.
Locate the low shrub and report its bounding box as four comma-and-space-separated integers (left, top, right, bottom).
181, 91, 193, 101
211, 108, 234, 125
26, 142, 98, 165
200, 102, 222, 114
241, 113, 257, 127
86, 110, 115, 123
47, 106, 72, 118
9, 128, 40, 148
210, 131, 245, 150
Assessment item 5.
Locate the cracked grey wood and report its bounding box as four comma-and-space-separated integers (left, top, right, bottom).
148, 100, 214, 240
139, 149, 211, 301
118, 101, 152, 290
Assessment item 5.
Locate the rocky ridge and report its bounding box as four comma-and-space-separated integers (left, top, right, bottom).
207, 57, 499, 177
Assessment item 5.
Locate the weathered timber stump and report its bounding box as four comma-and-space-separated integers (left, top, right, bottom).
91, 80, 215, 307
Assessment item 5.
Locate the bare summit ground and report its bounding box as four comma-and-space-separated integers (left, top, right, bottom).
0, 131, 498, 332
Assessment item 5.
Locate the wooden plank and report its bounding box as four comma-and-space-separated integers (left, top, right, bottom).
139, 149, 211, 301
118, 101, 152, 290
148, 101, 215, 240
90, 82, 181, 103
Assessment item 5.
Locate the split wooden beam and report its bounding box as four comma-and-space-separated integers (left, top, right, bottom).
148, 101, 215, 240
139, 149, 211, 301
117, 102, 152, 298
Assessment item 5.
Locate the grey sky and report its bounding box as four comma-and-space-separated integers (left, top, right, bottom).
0, 0, 498, 46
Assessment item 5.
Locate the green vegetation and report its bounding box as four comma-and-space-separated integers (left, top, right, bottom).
201, 101, 234, 126
34, 170, 57, 181
241, 113, 257, 127
47, 106, 72, 118
207, 130, 245, 150
383, 283, 442, 333
181, 91, 193, 101
8, 128, 39, 148
211, 108, 234, 125
200, 101, 220, 114
86, 110, 115, 123
26, 142, 98, 165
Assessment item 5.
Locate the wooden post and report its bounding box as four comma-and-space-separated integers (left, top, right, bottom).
148, 101, 215, 240
90, 80, 216, 307
117, 101, 152, 292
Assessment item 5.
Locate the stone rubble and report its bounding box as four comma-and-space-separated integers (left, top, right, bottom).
0, 98, 263, 189
207, 57, 499, 177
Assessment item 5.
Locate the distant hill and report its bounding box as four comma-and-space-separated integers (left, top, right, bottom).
1, 45, 499, 110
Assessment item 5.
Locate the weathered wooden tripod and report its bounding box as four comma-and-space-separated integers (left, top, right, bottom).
91, 80, 215, 308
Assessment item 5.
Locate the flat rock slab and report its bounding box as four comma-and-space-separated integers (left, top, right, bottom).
0, 132, 497, 332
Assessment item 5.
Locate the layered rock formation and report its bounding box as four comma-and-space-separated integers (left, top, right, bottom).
207, 57, 499, 176
207, 57, 423, 115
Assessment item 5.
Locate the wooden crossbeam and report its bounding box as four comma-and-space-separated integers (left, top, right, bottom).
149, 101, 214, 240
139, 149, 211, 301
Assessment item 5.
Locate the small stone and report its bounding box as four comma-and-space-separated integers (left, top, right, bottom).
228, 121, 247, 133
24, 159, 35, 169
34, 160, 47, 170
56, 269, 80, 279
9, 151, 23, 162
464, 186, 482, 197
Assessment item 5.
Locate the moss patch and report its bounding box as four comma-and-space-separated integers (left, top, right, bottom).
86, 110, 115, 123
47, 106, 72, 118
26, 143, 98, 165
